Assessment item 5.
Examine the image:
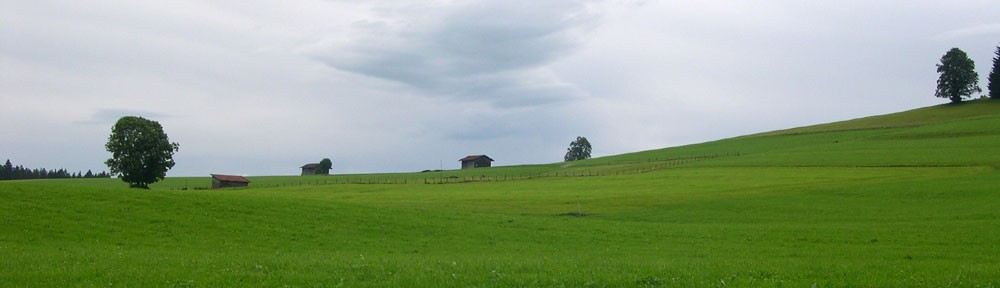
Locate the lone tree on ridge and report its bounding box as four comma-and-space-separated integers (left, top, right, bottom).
564, 136, 592, 162
935, 47, 981, 103
318, 158, 333, 175
989, 45, 999, 99
105, 116, 180, 189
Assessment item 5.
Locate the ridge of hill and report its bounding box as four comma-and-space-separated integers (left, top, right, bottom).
11, 100, 999, 190
77, 99, 994, 189
582, 99, 1000, 170
755, 99, 1000, 136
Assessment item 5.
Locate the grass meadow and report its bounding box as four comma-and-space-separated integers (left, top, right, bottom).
2, 101, 999, 287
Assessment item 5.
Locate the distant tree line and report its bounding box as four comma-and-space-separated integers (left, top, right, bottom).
0, 159, 110, 181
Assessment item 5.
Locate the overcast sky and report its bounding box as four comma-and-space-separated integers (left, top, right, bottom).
2, 1, 999, 176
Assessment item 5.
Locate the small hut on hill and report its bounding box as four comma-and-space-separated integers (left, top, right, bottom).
301, 163, 332, 176
300, 163, 320, 175
301, 160, 332, 176
459, 155, 494, 169
211, 174, 249, 189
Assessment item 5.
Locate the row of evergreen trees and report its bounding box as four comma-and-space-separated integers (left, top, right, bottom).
0, 159, 111, 181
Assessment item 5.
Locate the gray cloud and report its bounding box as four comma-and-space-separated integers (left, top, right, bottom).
934, 23, 1000, 40
5, 1, 1000, 177
310, 1, 599, 108
75, 109, 173, 125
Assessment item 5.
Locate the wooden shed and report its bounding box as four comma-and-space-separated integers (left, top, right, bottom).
300, 163, 320, 175
459, 155, 494, 169
300, 163, 331, 176
211, 174, 249, 189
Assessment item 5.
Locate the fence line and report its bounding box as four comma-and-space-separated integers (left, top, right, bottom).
172, 152, 740, 190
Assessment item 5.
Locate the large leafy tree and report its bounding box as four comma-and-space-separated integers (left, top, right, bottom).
989, 45, 999, 100
564, 136, 592, 162
105, 116, 180, 189
318, 158, 332, 175
935, 47, 981, 103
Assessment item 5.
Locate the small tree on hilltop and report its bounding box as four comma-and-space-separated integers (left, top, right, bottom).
564, 136, 592, 162
989, 45, 999, 100
935, 47, 981, 103
105, 116, 180, 189
318, 158, 332, 175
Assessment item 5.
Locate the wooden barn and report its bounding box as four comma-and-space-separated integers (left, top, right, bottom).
300, 163, 331, 176
211, 174, 249, 189
300, 163, 320, 175
459, 155, 494, 169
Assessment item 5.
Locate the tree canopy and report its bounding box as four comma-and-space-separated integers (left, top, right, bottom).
564, 136, 592, 162
105, 116, 179, 189
318, 158, 333, 175
989, 45, 999, 100
935, 47, 981, 103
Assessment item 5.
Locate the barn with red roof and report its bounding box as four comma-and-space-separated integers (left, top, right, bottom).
459, 155, 494, 169
211, 174, 249, 189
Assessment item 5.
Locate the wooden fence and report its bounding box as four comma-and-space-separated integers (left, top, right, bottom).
174, 152, 740, 190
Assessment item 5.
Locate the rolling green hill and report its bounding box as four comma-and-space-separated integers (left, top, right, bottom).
2, 100, 999, 287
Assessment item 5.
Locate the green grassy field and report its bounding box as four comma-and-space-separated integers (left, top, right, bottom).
2, 101, 999, 287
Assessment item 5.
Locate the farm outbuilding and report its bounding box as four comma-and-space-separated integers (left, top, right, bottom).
459, 155, 494, 169
211, 174, 249, 189
300, 163, 330, 176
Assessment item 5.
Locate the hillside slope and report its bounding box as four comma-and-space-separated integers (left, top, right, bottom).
583, 99, 1000, 169
2, 101, 999, 287
760, 100, 1000, 136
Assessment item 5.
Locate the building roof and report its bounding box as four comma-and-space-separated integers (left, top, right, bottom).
459, 155, 494, 162
300, 163, 320, 169
211, 174, 249, 183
